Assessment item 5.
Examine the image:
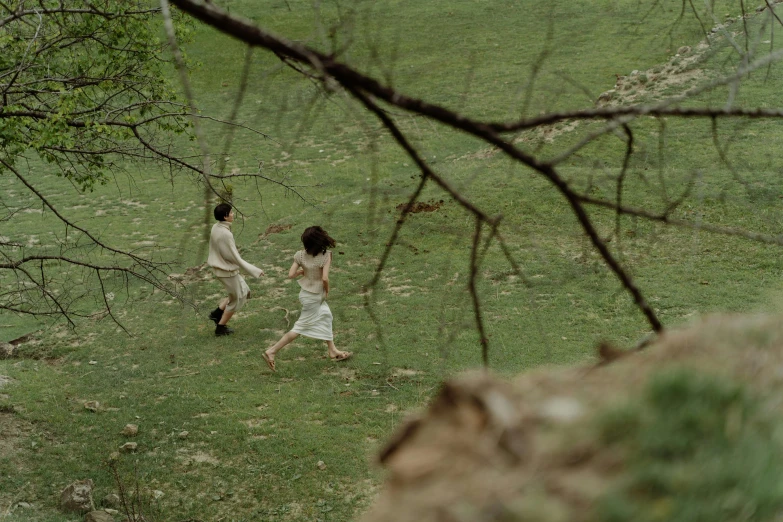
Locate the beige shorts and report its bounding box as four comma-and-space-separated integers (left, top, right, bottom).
217, 274, 250, 312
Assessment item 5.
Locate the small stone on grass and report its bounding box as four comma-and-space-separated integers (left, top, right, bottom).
119, 442, 137, 453
121, 424, 138, 437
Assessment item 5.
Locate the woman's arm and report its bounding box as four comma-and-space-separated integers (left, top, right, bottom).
287, 261, 302, 279
322, 252, 332, 298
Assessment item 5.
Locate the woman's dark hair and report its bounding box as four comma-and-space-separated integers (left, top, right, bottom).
301, 226, 335, 256
214, 203, 232, 221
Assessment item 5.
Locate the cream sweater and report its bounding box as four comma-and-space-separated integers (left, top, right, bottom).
207, 222, 263, 278
294, 250, 330, 293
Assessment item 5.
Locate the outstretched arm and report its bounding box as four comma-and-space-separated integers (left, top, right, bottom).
226, 234, 264, 277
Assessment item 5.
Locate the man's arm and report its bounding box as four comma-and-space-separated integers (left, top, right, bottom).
227, 234, 264, 277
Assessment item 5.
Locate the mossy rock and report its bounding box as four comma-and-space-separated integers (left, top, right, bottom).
364, 315, 783, 522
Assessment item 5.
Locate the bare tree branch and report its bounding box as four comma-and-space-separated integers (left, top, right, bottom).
576, 194, 783, 246
170, 0, 665, 337
469, 219, 489, 366
614, 124, 634, 248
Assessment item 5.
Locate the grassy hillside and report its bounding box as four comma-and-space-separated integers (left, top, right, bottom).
4, 0, 783, 520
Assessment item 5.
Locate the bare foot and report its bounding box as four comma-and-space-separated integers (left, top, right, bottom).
329, 350, 352, 362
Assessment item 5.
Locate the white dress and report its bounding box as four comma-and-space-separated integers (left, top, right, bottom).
291, 250, 333, 341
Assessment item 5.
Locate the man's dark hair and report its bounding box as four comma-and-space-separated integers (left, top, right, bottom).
214, 203, 232, 221
301, 226, 336, 256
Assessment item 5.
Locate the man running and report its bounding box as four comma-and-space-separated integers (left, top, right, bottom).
207, 203, 264, 336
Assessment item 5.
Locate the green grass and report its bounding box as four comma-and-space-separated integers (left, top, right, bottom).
595, 370, 783, 522
5, 0, 783, 520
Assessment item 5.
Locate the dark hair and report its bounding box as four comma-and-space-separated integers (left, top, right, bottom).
214, 203, 232, 221
301, 226, 335, 256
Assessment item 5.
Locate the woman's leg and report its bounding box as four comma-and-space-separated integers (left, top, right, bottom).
265, 331, 299, 360
262, 331, 299, 372
326, 340, 351, 360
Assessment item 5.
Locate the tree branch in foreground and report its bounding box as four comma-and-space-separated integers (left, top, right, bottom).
169, 0, 664, 341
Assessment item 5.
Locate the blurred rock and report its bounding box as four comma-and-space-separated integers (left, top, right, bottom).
119, 442, 137, 453
363, 315, 783, 522
84, 510, 114, 522
60, 479, 94, 513
538, 397, 585, 424
0, 342, 14, 359
102, 493, 120, 508
121, 424, 138, 437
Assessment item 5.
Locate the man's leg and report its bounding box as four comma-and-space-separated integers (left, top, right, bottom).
218, 311, 234, 326
215, 310, 235, 336
215, 276, 241, 336
209, 297, 229, 324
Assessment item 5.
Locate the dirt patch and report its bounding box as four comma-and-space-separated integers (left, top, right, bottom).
243, 418, 270, 429
9, 332, 36, 346
391, 368, 423, 378
323, 367, 358, 381
387, 285, 414, 297
264, 287, 288, 300
395, 200, 443, 214
177, 449, 220, 466
457, 147, 500, 161
511, 42, 714, 148
600, 41, 711, 108
513, 35, 724, 148
169, 263, 212, 285
258, 224, 293, 241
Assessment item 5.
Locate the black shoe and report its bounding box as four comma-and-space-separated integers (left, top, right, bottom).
209, 308, 224, 325
215, 324, 234, 336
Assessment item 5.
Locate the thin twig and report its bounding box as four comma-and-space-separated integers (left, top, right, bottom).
164, 371, 200, 378
468, 219, 489, 366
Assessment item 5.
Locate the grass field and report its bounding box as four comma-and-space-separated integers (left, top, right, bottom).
4, 0, 783, 520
